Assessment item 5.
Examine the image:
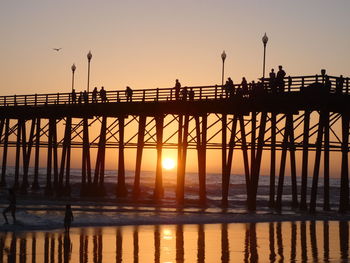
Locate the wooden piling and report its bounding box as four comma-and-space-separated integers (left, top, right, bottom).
94, 116, 107, 194
177, 115, 189, 204
339, 113, 349, 213
275, 114, 289, 211
310, 112, 326, 213
45, 119, 54, 194
0, 118, 9, 186
154, 115, 164, 200
323, 112, 330, 211
32, 118, 40, 190
248, 112, 267, 211
14, 119, 23, 189
133, 115, 146, 199
222, 115, 238, 207
287, 114, 298, 208
269, 112, 277, 207
300, 111, 310, 210
116, 116, 128, 197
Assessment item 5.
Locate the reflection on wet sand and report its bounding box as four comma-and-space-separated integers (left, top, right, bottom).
0, 221, 349, 262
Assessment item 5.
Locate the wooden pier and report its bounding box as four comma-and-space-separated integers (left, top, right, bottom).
0, 73, 349, 212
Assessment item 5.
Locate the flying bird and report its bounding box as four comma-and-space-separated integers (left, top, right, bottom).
53, 48, 62, 52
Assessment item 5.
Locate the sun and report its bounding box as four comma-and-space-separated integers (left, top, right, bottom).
162, 157, 176, 170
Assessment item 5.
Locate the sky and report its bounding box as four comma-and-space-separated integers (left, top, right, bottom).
1, 1, 350, 175
1, 0, 350, 96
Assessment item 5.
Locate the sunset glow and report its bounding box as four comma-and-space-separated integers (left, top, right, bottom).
162, 158, 176, 170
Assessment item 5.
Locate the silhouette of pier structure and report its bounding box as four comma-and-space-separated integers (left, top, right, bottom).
0, 73, 349, 212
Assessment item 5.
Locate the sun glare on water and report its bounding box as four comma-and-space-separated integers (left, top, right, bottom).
162, 158, 176, 170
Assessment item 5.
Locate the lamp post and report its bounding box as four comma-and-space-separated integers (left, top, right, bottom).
221, 50, 226, 86
87, 51, 92, 93
262, 33, 268, 80
71, 64, 76, 92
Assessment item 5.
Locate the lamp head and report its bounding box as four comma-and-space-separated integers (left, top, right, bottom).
71, 63, 76, 72
87, 51, 92, 61
221, 50, 226, 62
262, 33, 268, 45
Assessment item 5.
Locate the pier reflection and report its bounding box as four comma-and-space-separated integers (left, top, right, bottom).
0, 221, 349, 262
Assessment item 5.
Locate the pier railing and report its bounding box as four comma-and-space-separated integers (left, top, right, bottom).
0, 75, 348, 107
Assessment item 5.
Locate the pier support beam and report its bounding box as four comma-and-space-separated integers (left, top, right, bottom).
133, 115, 146, 199
177, 115, 189, 204
323, 112, 330, 211
195, 115, 207, 205
248, 112, 267, 211
269, 112, 277, 207
94, 116, 107, 195
300, 111, 310, 210
339, 113, 349, 213
275, 114, 290, 211
0, 118, 9, 187
14, 119, 23, 189
32, 118, 41, 190
45, 118, 55, 194
116, 116, 128, 197
154, 115, 164, 200
310, 112, 326, 213
239, 115, 251, 198
21, 119, 35, 193
81, 118, 92, 195
222, 115, 238, 207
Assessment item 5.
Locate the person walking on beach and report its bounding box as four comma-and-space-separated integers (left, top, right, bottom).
3, 189, 16, 224
64, 204, 74, 233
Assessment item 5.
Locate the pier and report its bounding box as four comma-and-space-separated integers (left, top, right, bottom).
0, 73, 349, 212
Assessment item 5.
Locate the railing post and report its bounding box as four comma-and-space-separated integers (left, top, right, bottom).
156, 88, 159, 101
302, 77, 304, 89
4, 96, 6, 106
288, 76, 292, 92
315, 74, 319, 83
170, 89, 173, 101
215, 85, 218, 99
25, 95, 27, 105
46, 95, 48, 104
14, 95, 17, 106
143, 90, 146, 102
35, 94, 37, 106
200, 87, 202, 100
117, 91, 120, 102
57, 93, 59, 104
346, 78, 349, 94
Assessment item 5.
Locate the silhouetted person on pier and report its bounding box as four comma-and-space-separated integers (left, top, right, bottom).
181, 87, 188, 101
276, 65, 286, 92
83, 90, 89, 103
174, 79, 181, 100
64, 204, 74, 233
336, 75, 344, 94
324, 75, 332, 93
226, 77, 235, 97
92, 87, 98, 103
71, 89, 77, 103
100, 86, 107, 102
241, 77, 248, 97
269, 68, 277, 93
3, 189, 16, 224
78, 92, 83, 104
125, 86, 133, 102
